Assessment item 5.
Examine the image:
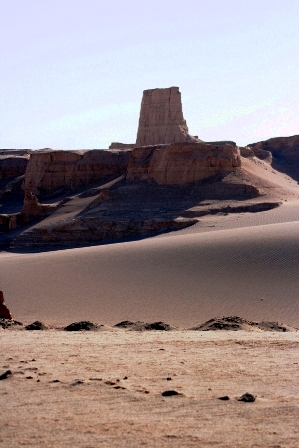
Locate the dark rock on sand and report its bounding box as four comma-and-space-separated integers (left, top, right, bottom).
0, 319, 23, 329
63, 321, 100, 331
238, 393, 256, 402
0, 370, 12, 380
257, 321, 293, 332
189, 316, 297, 332
218, 396, 230, 401
25, 321, 49, 330
162, 390, 182, 397
134, 321, 177, 331
0, 291, 12, 320
114, 320, 145, 329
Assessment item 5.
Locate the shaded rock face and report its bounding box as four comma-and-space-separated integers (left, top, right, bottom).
248, 135, 299, 181
24, 149, 132, 196
127, 142, 241, 185
0, 291, 12, 320
0, 153, 29, 180
135, 87, 199, 147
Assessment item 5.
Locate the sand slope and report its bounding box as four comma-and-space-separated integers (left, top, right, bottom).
1, 217, 299, 327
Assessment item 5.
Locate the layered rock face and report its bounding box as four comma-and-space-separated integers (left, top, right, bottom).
127, 142, 241, 185
24, 149, 132, 196
248, 135, 299, 180
135, 87, 199, 146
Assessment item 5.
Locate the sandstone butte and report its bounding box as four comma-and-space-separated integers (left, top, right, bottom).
135, 87, 199, 147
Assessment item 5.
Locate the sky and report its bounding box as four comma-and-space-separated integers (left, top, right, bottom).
0, 0, 298, 149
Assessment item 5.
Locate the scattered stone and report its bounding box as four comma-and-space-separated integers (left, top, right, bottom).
63, 321, 100, 331
26, 376, 33, 379
0, 370, 12, 380
25, 321, 49, 331
105, 381, 116, 386
114, 386, 126, 390
161, 390, 182, 397
72, 380, 84, 385
218, 396, 230, 401
238, 393, 256, 402
166, 377, 172, 381
0, 319, 23, 329
123, 376, 128, 380
50, 380, 60, 383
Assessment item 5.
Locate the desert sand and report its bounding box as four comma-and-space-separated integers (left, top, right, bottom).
1, 141, 299, 446
1, 197, 299, 446
1, 330, 299, 447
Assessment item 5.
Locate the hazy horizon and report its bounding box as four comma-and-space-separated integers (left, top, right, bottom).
1, 0, 298, 149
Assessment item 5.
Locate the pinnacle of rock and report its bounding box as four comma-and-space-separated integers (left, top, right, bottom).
135, 87, 199, 146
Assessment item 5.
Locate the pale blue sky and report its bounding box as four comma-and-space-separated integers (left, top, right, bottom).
1, 0, 298, 149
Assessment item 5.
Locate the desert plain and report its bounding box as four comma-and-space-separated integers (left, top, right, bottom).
1, 88, 299, 447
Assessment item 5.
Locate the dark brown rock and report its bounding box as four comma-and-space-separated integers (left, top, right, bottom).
0, 291, 12, 320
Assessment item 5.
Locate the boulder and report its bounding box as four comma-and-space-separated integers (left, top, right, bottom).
0, 291, 12, 320
135, 87, 199, 146
127, 142, 241, 185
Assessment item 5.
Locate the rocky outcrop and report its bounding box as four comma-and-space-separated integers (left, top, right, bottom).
135, 87, 199, 146
127, 142, 241, 185
24, 149, 132, 196
21, 189, 56, 221
0, 291, 12, 320
0, 153, 29, 180
248, 135, 299, 180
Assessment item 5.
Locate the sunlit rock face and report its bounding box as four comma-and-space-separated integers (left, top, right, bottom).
127, 142, 241, 185
135, 87, 199, 147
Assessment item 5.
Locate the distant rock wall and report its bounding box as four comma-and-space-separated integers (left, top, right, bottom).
248, 135, 299, 168
127, 142, 241, 185
109, 142, 135, 150
0, 154, 29, 180
135, 87, 199, 146
24, 149, 132, 196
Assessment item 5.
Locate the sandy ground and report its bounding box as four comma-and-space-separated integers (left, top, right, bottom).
1, 330, 299, 447
1, 155, 299, 446
0, 202, 299, 327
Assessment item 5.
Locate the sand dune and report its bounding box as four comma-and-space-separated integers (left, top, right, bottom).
1, 216, 299, 327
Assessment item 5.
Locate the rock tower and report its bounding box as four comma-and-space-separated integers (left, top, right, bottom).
135, 87, 199, 146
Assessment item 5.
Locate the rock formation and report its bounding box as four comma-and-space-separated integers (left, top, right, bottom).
0, 291, 12, 320
21, 189, 56, 221
0, 152, 29, 180
135, 87, 199, 146
127, 142, 241, 185
23, 149, 132, 196
109, 142, 134, 150
248, 135, 299, 181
